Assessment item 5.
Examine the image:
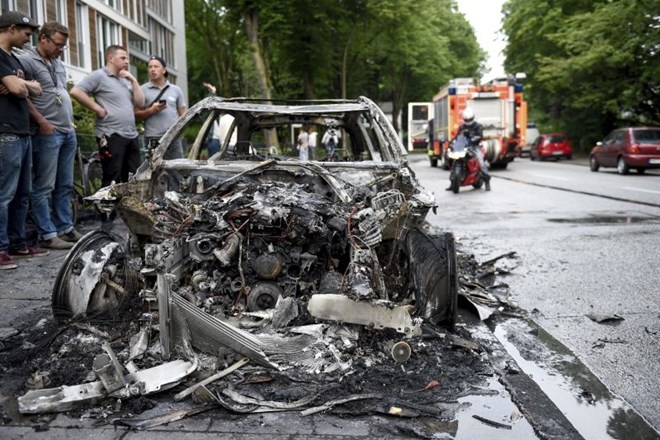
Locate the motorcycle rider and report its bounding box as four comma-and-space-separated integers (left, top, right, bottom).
446, 107, 491, 191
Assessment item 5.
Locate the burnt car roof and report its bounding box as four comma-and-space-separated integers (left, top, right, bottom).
151, 96, 406, 165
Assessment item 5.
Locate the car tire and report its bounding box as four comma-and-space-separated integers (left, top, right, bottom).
404, 230, 458, 330
52, 231, 132, 321
450, 163, 461, 194
441, 153, 450, 170
589, 156, 600, 172
617, 157, 630, 175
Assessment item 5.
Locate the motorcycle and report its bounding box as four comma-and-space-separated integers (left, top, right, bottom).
447, 134, 484, 194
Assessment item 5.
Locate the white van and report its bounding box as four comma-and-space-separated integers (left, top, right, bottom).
520, 122, 540, 157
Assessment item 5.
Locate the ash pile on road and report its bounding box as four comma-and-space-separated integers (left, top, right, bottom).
0, 246, 519, 435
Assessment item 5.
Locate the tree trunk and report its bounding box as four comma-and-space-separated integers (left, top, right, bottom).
341, 33, 352, 100
243, 6, 278, 148
244, 8, 271, 100
391, 71, 407, 134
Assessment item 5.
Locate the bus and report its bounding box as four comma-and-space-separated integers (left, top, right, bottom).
407, 102, 433, 151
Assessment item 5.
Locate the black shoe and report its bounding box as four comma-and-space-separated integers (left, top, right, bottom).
60, 229, 83, 242
445, 186, 452, 191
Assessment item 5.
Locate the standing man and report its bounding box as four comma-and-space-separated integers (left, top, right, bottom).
70, 46, 144, 189
308, 125, 318, 160
296, 125, 309, 161
134, 55, 186, 159
19, 21, 81, 250
322, 125, 340, 158
0, 11, 46, 270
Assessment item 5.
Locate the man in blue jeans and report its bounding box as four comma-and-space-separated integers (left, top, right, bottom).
0, 11, 48, 270
19, 21, 81, 249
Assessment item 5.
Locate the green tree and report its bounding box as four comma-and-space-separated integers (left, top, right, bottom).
184, 0, 484, 129
186, 0, 246, 101
502, 0, 660, 150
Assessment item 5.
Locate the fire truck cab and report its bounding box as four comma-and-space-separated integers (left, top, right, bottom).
428, 75, 527, 170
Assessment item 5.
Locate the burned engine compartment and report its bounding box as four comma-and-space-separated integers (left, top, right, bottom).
130, 163, 454, 367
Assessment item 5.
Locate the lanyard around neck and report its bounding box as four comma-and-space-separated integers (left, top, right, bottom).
37, 49, 58, 88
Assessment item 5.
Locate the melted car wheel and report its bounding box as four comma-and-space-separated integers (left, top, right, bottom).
52, 231, 131, 321
404, 230, 458, 329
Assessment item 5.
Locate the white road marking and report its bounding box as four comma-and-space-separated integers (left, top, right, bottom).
532, 173, 570, 181
622, 186, 660, 195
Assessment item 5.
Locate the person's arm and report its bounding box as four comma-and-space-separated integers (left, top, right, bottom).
70, 86, 107, 119
134, 101, 166, 121
27, 99, 56, 134
0, 76, 41, 98
177, 106, 186, 117
1, 74, 28, 98
473, 123, 484, 141
24, 79, 42, 97
202, 82, 216, 97
119, 70, 145, 108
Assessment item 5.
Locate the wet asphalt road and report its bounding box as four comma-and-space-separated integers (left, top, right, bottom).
0, 155, 658, 439
410, 154, 660, 437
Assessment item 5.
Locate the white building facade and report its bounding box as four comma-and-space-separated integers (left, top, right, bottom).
1, 0, 188, 101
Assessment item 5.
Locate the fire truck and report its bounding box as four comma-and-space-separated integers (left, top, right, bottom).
428, 75, 528, 169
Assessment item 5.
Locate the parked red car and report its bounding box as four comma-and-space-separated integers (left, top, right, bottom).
590, 127, 660, 175
530, 133, 573, 161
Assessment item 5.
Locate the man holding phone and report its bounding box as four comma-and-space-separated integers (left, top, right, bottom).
135, 56, 186, 159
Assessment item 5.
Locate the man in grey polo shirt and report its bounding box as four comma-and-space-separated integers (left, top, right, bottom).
70, 45, 144, 191
134, 55, 186, 159
19, 21, 81, 249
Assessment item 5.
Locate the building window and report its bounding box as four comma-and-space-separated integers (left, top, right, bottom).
128, 31, 149, 56
136, 0, 146, 26
56, 0, 66, 23
149, 19, 174, 68
96, 14, 121, 66
75, 1, 89, 69
148, 0, 171, 22
1, 1, 15, 14
102, 0, 119, 11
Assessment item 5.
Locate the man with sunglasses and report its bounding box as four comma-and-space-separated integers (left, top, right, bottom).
18, 21, 81, 250
0, 11, 45, 270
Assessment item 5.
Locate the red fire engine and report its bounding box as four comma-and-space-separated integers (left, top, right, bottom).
428, 75, 527, 169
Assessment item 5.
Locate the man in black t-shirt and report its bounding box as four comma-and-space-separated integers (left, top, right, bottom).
0, 11, 47, 270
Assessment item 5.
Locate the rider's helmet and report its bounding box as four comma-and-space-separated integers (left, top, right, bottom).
462, 108, 475, 126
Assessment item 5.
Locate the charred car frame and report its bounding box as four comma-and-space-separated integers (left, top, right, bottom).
51, 96, 457, 373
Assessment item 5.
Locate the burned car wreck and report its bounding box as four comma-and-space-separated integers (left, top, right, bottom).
19, 97, 464, 418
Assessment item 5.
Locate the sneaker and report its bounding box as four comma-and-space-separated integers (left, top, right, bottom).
60, 229, 83, 243
9, 246, 50, 259
40, 236, 74, 250
0, 251, 17, 270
